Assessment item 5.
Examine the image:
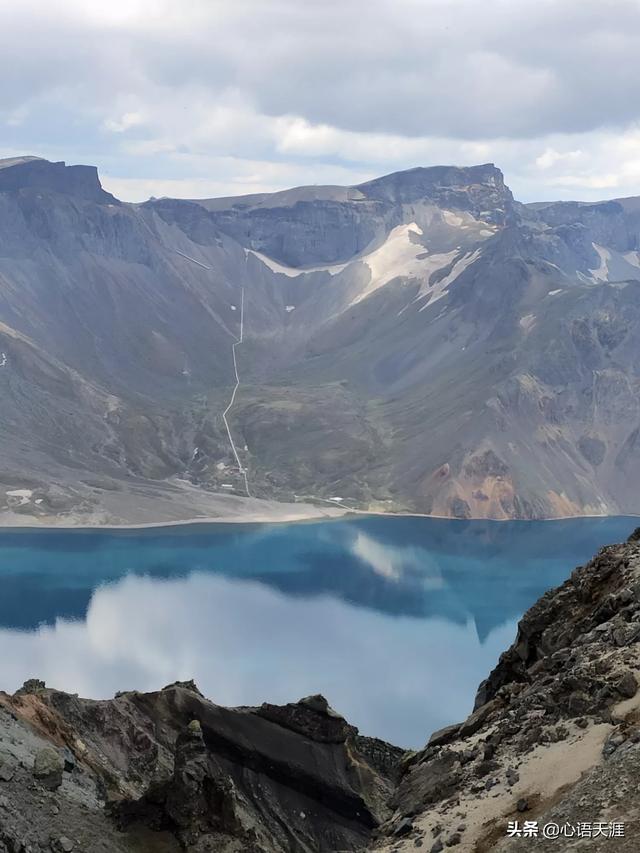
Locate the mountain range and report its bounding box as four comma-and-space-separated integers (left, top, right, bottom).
1, 155, 640, 521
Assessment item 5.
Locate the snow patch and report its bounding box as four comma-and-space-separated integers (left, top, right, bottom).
589, 243, 611, 282
350, 223, 434, 306
442, 211, 463, 227
0, 352, 6, 367
624, 251, 640, 270
247, 248, 348, 278
285, 305, 296, 312
519, 313, 536, 333
416, 249, 481, 311
547, 289, 563, 296
248, 219, 485, 311
7, 489, 33, 505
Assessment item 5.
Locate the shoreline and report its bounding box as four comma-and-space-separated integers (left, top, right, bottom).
0, 504, 638, 532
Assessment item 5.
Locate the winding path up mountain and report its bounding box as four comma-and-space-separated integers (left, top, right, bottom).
221, 287, 251, 497
174, 248, 251, 497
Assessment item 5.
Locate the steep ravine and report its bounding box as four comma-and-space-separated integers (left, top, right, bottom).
1, 531, 640, 852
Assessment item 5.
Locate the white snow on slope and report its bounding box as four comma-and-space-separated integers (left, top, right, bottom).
589, 243, 611, 281
248, 217, 487, 310
416, 249, 482, 310
349, 223, 433, 306
442, 211, 463, 227
248, 223, 455, 306
247, 249, 348, 277
624, 251, 640, 269
6, 489, 32, 505
519, 313, 537, 333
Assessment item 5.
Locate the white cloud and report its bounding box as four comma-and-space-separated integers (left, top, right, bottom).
535, 148, 583, 170
101, 156, 374, 201
1, 0, 640, 201
103, 111, 145, 133
546, 172, 622, 191
96, 121, 640, 203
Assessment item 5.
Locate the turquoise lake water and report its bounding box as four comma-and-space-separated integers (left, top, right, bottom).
0, 515, 636, 747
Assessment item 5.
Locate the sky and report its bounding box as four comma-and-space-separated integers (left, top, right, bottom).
1, 0, 640, 203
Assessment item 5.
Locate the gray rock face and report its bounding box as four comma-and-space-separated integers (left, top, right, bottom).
0, 156, 117, 204
196, 163, 513, 266
1, 157, 640, 520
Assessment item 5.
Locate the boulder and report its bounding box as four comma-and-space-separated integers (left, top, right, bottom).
427, 723, 461, 748
51, 838, 75, 852
615, 670, 638, 699
0, 757, 15, 782
33, 747, 64, 791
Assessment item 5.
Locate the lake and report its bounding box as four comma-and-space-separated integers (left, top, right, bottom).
0, 515, 636, 748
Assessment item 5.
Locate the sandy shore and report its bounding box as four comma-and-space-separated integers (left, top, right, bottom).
0, 477, 351, 530
1, 507, 638, 532
0, 500, 349, 530
1, 476, 638, 530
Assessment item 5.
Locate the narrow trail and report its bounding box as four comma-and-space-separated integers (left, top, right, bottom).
173, 248, 251, 497
221, 287, 251, 497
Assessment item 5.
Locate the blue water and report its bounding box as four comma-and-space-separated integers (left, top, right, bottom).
0, 515, 636, 747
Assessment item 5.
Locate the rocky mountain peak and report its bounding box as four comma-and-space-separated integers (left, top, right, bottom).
352, 163, 514, 228
0, 156, 118, 204
175, 162, 515, 267
357, 162, 511, 206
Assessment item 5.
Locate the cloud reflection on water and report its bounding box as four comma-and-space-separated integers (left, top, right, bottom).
0, 570, 516, 748
1, 515, 636, 747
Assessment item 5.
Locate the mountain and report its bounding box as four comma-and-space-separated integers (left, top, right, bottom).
1, 156, 640, 522
1, 530, 638, 851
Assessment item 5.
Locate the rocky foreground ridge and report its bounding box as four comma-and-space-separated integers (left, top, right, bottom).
1, 532, 640, 852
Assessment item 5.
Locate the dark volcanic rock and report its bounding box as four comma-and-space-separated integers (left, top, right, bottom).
256, 693, 356, 742
0, 684, 402, 853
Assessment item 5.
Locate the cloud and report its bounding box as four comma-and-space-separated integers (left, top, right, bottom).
103, 111, 145, 133
535, 148, 583, 170
102, 156, 374, 201
1, 0, 640, 201
350, 530, 445, 587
